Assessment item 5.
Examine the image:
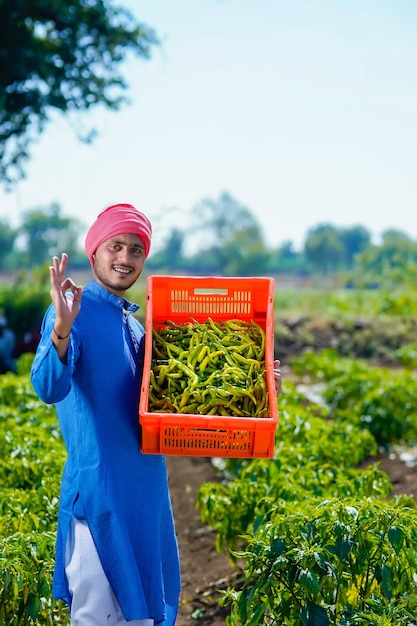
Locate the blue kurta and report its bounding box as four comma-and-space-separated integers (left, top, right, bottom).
31, 280, 181, 624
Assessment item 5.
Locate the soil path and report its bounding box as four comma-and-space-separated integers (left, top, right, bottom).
167, 456, 232, 625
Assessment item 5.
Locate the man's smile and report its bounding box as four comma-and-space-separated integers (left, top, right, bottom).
113, 265, 133, 275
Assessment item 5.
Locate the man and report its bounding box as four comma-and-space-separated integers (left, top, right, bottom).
31, 202, 282, 625
31, 203, 181, 625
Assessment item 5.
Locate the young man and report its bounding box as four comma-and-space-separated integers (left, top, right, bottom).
31, 204, 181, 625
31, 202, 282, 625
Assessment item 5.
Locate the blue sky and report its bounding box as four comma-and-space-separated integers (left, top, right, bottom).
0, 0, 416, 251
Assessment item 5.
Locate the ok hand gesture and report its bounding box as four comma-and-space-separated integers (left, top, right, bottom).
49, 253, 83, 342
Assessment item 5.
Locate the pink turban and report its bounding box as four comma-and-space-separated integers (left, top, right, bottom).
85, 203, 152, 265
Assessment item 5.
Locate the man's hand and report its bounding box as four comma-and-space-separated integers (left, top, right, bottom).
49, 253, 83, 354
273, 359, 282, 397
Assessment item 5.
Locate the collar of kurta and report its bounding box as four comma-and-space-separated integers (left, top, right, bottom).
86, 280, 140, 314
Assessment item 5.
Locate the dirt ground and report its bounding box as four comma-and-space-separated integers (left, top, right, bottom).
167, 446, 417, 625
167, 456, 233, 625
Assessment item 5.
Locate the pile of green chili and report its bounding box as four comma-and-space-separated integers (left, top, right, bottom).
149, 317, 269, 417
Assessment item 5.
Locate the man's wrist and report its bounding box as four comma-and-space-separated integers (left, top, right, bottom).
53, 327, 71, 340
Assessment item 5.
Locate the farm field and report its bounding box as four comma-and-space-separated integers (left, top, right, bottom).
2, 356, 417, 625
2, 283, 417, 624
170, 453, 417, 626
169, 381, 417, 625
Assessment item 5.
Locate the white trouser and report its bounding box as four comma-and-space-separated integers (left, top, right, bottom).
65, 517, 154, 626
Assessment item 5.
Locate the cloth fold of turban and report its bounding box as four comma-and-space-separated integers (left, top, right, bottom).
85, 203, 152, 266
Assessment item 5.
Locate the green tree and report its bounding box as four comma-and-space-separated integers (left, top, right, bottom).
148, 227, 186, 271
221, 225, 270, 276
20, 203, 83, 266
268, 241, 307, 275
351, 230, 417, 288
0, 0, 158, 185
381, 229, 413, 245
191, 192, 260, 243
339, 225, 371, 268
304, 224, 345, 274
0, 219, 18, 270
187, 192, 268, 275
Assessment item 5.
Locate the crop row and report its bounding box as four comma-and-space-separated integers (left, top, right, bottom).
0, 357, 69, 625
196, 351, 417, 624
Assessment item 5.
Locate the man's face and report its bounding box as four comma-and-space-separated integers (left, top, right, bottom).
92, 233, 146, 296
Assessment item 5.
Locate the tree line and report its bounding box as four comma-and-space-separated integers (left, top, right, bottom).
1, 192, 416, 288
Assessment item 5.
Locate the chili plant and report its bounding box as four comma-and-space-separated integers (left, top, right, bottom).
290, 349, 417, 446
197, 383, 389, 556
222, 498, 417, 625
0, 532, 69, 625
0, 371, 67, 623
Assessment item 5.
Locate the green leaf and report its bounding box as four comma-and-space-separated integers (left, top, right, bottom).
299, 569, 321, 597
248, 603, 266, 625
271, 537, 286, 557
381, 564, 394, 601
288, 564, 298, 589
334, 535, 354, 561
388, 525, 405, 554
25, 592, 41, 620
301, 600, 329, 626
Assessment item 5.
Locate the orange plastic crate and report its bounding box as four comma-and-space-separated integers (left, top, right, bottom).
139, 276, 278, 458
